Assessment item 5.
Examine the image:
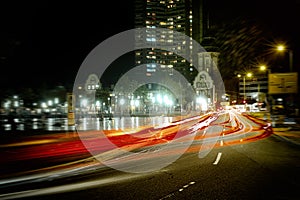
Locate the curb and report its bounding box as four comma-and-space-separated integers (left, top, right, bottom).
272, 131, 300, 146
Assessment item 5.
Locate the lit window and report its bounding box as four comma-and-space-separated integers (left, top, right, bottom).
147, 68, 156, 72
146, 38, 156, 42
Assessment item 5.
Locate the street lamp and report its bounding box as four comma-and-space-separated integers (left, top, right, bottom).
237, 72, 252, 101
276, 44, 293, 72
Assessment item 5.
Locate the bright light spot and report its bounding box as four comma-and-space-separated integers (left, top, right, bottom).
277, 45, 285, 51
54, 97, 59, 104
259, 65, 266, 71
196, 96, 208, 111
41, 102, 47, 108
151, 96, 155, 103
14, 101, 19, 108
163, 95, 171, 105
120, 99, 125, 105
134, 100, 140, 107
96, 100, 101, 107
157, 94, 162, 104
130, 100, 134, 106
47, 100, 53, 106
81, 99, 88, 107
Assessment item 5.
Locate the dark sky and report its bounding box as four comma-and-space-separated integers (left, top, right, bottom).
1, 0, 299, 90
208, 0, 300, 39
0, 0, 135, 90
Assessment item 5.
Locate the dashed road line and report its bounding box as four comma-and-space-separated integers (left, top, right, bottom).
213, 152, 222, 165
159, 181, 196, 199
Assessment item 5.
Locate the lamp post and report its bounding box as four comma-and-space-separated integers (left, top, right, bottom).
238, 72, 252, 102
276, 44, 297, 116
276, 44, 293, 72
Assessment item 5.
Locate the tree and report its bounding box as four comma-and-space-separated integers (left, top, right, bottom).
214, 18, 268, 78
212, 18, 271, 97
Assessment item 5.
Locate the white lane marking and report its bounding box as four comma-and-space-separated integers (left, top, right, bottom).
198, 125, 223, 159
178, 181, 196, 192
213, 152, 222, 165
159, 181, 196, 199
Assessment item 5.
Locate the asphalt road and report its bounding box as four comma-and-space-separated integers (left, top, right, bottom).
0, 111, 299, 200
3, 135, 299, 200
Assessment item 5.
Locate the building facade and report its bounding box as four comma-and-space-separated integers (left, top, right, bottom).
238, 75, 268, 103
134, 0, 205, 83
133, 0, 225, 112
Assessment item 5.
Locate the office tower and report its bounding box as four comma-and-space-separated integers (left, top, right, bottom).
134, 0, 204, 83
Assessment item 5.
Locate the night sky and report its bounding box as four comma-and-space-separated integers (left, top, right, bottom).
0, 0, 135, 90
1, 0, 299, 90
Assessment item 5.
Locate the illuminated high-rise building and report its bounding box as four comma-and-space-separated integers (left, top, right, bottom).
134, 0, 206, 82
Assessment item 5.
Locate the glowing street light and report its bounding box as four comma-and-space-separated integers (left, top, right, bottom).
276, 45, 285, 51
259, 65, 266, 71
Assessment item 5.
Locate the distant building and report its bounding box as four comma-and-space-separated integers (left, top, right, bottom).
238, 75, 268, 103
133, 0, 226, 111
133, 0, 206, 82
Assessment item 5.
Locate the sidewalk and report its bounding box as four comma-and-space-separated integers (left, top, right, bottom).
272, 127, 300, 146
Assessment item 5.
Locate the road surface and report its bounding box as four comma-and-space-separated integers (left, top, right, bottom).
0, 110, 299, 199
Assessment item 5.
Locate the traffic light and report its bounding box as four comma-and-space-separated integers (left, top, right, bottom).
242, 100, 246, 104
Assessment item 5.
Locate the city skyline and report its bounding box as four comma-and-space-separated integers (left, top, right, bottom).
0, 0, 299, 91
